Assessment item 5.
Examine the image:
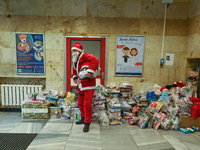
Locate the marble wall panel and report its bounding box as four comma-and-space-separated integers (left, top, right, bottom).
0, 48, 15, 64
107, 66, 115, 83
10, 0, 44, 16
173, 0, 192, 2
116, 18, 140, 34
143, 67, 160, 83
165, 19, 188, 36
46, 81, 64, 92
188, 15, 200, 35
0, 15, 12, 31
140, 18, 163, 35
176, 67, 185, 81
87, 0, 117, 17
141, 1, 165, 19
63, 0, 87, 17
72, 17, 87, 34
0, 77, 46, 88
10, 15, 45, 33
160, 67, 170, 83
168, 67, 177, 83
190, 50, 199, 58
109, 34, 116, 44
164, 36, 187, 53
45, 16, 65, 33
145, 35, 162, 52
45, 33, 63, 49
140, 0, 190, 1
0, 0, 9, 15
143, 51, 161, 68
0, 64, 14, 77
173, 52, 185, 67
62, 17, 87, 34
108, 38, 116, 52
186, 33, 200, 52
108, 50, 115, 68
87, 17, 117, 34
44, 0, 63, 16
46, 49, 63, 66
189, 0, 200, 19
167, 2, 190, 19
0, 32, 15, 49
46, 65, 63, 81
116, 0, 141, 18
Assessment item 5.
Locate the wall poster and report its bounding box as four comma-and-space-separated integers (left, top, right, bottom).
115, 35, 145, 76
165, 53, 174, 65
15, 33, 45, 75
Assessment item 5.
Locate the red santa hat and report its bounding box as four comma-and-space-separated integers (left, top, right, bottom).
71, 42, 84, 52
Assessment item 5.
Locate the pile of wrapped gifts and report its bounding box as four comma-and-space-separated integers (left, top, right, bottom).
21, 89, 78, 120
21, 80, 200, 133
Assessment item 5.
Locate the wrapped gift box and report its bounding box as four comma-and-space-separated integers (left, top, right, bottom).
50, 107, 62, 119
21, 102, 50, 119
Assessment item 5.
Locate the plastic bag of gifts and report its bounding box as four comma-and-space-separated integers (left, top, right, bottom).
64, 92, 76, 105
153, 112, 165, 130
108, 108, 123, 125
61, 103, 71, 120
92, 107, 100, 121
99, 110, 109, 126
107, 97, 121, 109
160, 115, 171, 130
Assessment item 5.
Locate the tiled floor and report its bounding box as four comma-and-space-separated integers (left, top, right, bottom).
1, 112, 200, 150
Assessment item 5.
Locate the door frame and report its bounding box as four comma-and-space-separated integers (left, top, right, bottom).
63, 35, 109, 92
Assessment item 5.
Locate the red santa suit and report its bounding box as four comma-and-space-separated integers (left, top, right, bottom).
72, 43, 99, 124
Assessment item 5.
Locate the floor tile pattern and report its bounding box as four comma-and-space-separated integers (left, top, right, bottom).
1, 112, 200, 150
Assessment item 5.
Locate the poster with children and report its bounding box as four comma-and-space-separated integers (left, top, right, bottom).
15, 33, 45, 75
115, 35, 145, 76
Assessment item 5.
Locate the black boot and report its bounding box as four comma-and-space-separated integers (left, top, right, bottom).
83, 123, 90, 132
75, 117, 84, 125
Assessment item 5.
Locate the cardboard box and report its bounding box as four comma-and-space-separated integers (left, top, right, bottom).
21, 102, 50, 119
180, 116, 200, 128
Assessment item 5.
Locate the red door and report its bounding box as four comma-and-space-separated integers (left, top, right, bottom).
66, 37, 106, 92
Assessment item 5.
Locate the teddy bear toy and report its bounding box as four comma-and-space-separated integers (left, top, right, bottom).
158, 89, 171, 102
17, 34, 30, 53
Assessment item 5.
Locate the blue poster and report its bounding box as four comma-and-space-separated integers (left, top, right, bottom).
115, 36, 145, 76
15, 33, 45, 75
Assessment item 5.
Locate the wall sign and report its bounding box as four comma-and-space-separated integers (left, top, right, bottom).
15, 33, 45, 75
165, 53, 174, 65
115, 35, 145, 76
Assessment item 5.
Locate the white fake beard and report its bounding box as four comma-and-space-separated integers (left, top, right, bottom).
72, 52, 79, 62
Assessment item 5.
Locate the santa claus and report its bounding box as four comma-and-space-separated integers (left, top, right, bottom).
72, 42, 99, 132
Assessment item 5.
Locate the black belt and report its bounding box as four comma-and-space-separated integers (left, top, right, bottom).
80, 77, 90, 82
79, 93, 84, 96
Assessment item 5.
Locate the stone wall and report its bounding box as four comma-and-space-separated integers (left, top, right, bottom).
185, 0, 200, 78
0, 0, 192, 93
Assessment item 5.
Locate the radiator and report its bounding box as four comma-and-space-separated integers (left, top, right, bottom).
0, 84, 43, 106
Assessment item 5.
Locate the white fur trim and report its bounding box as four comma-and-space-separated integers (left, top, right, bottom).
73, 75, 78, 79
73, 53, 84, 75
78, 83, 96, 91
71, 47, 84, 52
87, 69, 94, 73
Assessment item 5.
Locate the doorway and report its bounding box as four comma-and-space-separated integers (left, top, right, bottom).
64, 36, 108, 92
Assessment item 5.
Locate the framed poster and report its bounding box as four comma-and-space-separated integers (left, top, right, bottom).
115, 35, 145, 76
15, 33, 45, 75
